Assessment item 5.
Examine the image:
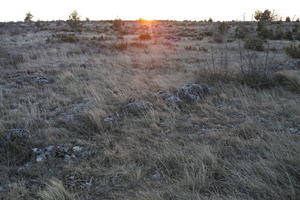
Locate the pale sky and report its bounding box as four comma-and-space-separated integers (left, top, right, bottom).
0, 0, 299, 22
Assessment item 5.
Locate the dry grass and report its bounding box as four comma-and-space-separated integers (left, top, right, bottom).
0, 20, 299, 200
38, 179, 74, 200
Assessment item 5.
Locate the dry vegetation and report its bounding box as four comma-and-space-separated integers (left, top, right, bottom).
0, 19, 300, 200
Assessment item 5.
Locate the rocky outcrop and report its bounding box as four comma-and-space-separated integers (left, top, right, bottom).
166, 84, 211, 104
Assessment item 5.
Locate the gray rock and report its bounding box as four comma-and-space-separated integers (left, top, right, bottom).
167, 84, 211, 104
32, 145, 84, 162
4, 129, 31, 141
122, 100, 153, 116
73, 146, 83, 152
177, 84, 210, 103
103, 112, 120, 128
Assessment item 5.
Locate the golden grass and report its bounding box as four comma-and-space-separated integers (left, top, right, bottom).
0, 20, 299, 200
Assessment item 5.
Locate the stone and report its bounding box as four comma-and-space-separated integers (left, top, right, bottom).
177, 84, 210, 103
32, 145, 84, 162
73, 146, 83, 152
122, 100, 153, 116
167, 84, 211, 104
4, 129, 31, 141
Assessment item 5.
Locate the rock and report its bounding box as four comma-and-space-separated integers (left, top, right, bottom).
32, 145, 84, 162
73, 146, 83, 152
151, 170, 161, 180
7, 72, 50, 85
177, 84, 210, 103
122, 100, 153, 116
103, 112, 120, 128
4, 129, 31, 141
167, 84, 211, 104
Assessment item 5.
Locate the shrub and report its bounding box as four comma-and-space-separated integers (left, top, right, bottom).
52, 34, 79, 43
38, 179, 73, 200
113, 41, 128, 50
284, 31, 293, 40
254, 9, 276, 22
213, 33, 224, 43
295, 32, 300, 41
24, 12, 33, 22
257, 22, 272, 39
244, 38, 265, 51
139, 33, 152, 40
202, 31, 213, 36
272, 25, 284, 40
272, 70, 300, 92
235, 25, 248, 39
67, 10, 81, 32
285, 43, 300, 58
112, 18, 123, 32
217, 22, 230, 34
285, 16, 291, 22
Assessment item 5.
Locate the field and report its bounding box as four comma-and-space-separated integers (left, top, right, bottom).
0, 20, 300, 199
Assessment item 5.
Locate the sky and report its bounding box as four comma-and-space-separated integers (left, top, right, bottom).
0, 0, 299, 22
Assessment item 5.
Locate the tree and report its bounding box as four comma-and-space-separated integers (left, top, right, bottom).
254, 9, 275, 22
286, 16, 291, 22
24, 12, 33, 22
67, 10, 81, 31
208, 17, 213, 23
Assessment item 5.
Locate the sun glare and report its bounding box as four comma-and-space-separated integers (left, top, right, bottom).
138, 18, 154, 24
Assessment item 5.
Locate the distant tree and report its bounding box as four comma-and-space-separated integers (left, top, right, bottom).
286, 16, 291, 22
297, 18, 300, 22
208, 18, 213, 23
112, 18, 123, 32
254, 9, 276, 22
24, 12, 33, 22
86, 17, 90, 22
67, 10, 81, 31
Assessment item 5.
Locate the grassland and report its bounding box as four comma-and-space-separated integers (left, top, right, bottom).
0, 20, 300, 200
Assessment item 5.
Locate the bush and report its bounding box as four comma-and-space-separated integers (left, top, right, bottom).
285, 44, 300, 58
272, 70, 300, 92
24, 12, 33, 22
254, 9, 276, 22
272, 25, 284, 40
112, 41, 128, 51
202, 31, 213, 37
244, 38, 265, 51
284, 31, 294, 40
213, 33, 224, 43
112, 18, 123, 32
235, 25, 248, 39
38, 178, 73, 200
139, 33, 152, 40
257, 22, 272, 39
67, 10, 81, 32
217, 22, 230, 34
52, 34, 79, 43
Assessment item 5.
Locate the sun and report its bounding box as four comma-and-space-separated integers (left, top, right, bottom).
138, 18, 154, 24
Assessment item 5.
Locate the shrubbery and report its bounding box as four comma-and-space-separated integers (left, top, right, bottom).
139, 33, 152, 40
51, 34, 79, 43
235, 25, 248, 39
67, 10, 81, 32
244, 38, 265, 51
285, 44, 300, 58
24, 12, 33, 22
